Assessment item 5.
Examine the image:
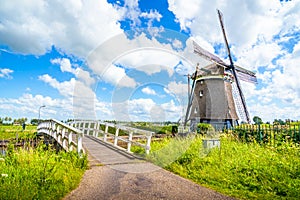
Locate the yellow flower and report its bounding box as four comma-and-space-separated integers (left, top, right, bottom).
0, 158, 4, 162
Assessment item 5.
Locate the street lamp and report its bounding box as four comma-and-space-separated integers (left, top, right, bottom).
38, 105, 46, 123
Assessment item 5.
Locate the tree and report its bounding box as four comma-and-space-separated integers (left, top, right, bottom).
253, 116, 263, 125
31, 119, 39, 125
273, 119, 285, 125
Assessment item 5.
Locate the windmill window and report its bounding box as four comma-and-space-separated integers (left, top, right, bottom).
194, 107, 198, 114
200, 80, 204, 84
199, 90, 203, 97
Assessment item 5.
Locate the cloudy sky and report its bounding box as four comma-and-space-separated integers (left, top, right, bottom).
0, 0, 299, 123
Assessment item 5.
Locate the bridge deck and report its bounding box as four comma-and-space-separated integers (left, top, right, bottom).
83, 135, 143, 165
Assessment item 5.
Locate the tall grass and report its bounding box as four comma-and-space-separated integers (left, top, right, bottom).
139, 135, 300, 199
0, 144, 87, 200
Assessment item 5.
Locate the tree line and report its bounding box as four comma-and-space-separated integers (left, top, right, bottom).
252, 116, 299, 125
0, 117, 39, 125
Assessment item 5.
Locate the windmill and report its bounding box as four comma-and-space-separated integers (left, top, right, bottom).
184, 9, 257, 131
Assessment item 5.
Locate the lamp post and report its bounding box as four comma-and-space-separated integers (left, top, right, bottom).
38, 105, 46, 124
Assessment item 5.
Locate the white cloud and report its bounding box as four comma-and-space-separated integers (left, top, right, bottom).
51, 58, 75, 74
87, 33, 196, 88
142, 87, 157, 95
51, 57, 95, 86
0, 93, 73, 120
168, 0, 201, 31
73, 80, 98, 119
0, 0, 123, 57
102, 65, 136, 88
111, 98, 156, 121
140, 10, 162, 21
0, 68, 13, 79
161, 99, 183, 120
172, 39, 183, 49
75, 68, 95, 87
110, 97, 184, 122
38, 74, 76, 97
165, 81, 188, 97
237, 42, 284, 70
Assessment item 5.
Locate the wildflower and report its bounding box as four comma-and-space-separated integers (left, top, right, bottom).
0, 158, 4, 162
1, 174, 8, 177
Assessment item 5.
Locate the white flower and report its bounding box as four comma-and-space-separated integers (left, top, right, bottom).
1, 174, 8, 177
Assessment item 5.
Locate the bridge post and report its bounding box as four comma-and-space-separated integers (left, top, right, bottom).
95, 122, 100, 137
53, 122, 57, 140
92, 121, 97, 137
62, 127, 67, 150
87, 121, 92, 136
68, 131, 73, 151
145, 133, 153, 154
127, 131, 133, 152
114, 127, 119, 146
104, 124, 108, 142
57, 123, 62, 145
77, 132, 83, 154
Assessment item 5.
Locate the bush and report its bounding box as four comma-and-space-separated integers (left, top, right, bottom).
197, 123, 214, 135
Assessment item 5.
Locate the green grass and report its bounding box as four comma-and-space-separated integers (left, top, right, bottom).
0, 124, 37, 140
0, 144, 87, 200
136, 135, 300, 199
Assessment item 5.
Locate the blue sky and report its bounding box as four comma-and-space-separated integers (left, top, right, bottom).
0, 0, 300, 123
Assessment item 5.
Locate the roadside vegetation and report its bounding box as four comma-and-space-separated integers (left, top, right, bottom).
132, 131, 300, 199
0, 144, 87, 200
0, 124, 88, 200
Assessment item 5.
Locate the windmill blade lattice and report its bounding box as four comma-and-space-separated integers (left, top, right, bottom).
231, 82, 248, 122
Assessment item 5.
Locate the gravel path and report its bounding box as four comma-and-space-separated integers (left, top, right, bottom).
64, 155, 235, 200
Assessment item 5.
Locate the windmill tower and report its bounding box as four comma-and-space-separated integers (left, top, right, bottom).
184, 10, 257, 131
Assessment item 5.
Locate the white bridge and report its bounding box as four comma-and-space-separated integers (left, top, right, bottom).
37, 119, 154, 156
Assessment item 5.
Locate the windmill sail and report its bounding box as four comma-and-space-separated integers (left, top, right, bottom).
217, 9, 252, 123
235, 66, 257, 84
193, 41, 226, 67
193, 40, 257, 84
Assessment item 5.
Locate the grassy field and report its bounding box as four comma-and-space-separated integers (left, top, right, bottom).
0, 124, 37, 140
135, 135, 300, 199
0, 125, 88, 200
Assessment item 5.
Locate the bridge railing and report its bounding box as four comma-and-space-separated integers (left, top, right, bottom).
70, 120, 153, 154
37, 119, 83, 154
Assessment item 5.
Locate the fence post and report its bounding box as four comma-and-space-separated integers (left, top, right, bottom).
145, 132, 153, 154
127, 131, 133, 152
114, 127, 119, 146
